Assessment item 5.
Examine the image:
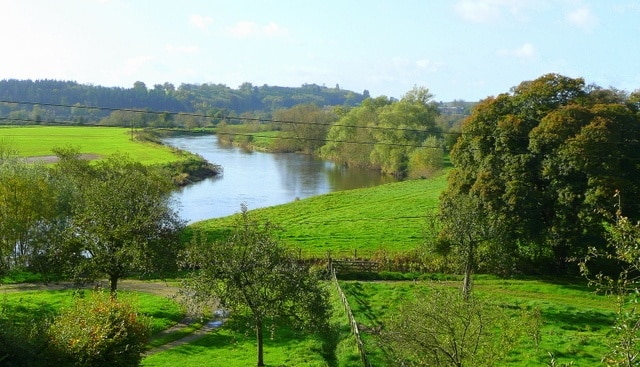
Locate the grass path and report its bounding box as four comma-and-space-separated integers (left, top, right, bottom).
144, 318, 225, 356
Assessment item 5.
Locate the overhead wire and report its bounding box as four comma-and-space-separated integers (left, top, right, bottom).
3, 99, 640, 158
4, 100, 640, 231
0, 98, 461, 137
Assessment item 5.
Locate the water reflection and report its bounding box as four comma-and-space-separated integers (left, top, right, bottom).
165, 135, 396, 223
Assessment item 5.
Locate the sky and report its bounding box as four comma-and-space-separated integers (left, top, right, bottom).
1, 0, 639, 102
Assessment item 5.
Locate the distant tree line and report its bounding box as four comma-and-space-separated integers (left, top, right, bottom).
0, 79, 369, 124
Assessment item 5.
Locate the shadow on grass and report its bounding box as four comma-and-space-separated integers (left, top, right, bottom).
542, 306, 614, 331
341, 282, 383, 327
318, 323, 342, 367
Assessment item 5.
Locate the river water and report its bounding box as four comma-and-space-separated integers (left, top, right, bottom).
165, 135, 395, 223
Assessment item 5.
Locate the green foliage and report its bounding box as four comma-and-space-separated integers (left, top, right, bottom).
382, 288, 531, 367
441, 73, 640, 274
47, 291, 151, 367
0, 317, 49, 367
0, 79, 366, 126
0, 148, 70, 275
56, 152, 185, 292
370, 87, 440, 177
320, 88, 443, 177
0, 291, 53, 367
181, 205, 331, 366
215, 118, 273, 148
580, 208, 640, 366
160, 153, 221, 186
142, 282, 356, 367
272, 104, 336, 154
0, 288, 182, 367
407, 136, 444, 179
320, 96, 390, 169
343, 279, 614, 367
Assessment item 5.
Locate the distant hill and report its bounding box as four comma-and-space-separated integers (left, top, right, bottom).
0, 79, 369, 124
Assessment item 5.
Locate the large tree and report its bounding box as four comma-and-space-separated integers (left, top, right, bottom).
320, 96, 391, 169
181, 205, 331, 367
272, 103, 336, 154
61, 152, 184, 292
0, 146, 68, 273
370, 87, 441, 177
440, 73, 640, 274
320, 87, 441, 177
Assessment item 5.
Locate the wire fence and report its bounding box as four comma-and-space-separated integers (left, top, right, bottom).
328, 258, 372, 367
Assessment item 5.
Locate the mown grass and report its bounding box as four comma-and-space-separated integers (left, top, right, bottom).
142, 283, 361, 367
0, 289, 184, 335
0, 125, 179, 165
341, 278, 617, 367
190, 172, 448, 258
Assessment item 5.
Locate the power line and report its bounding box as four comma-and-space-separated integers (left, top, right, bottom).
0, 99, 459, 137
6, 98, 640, 145
4, 99, 640, 158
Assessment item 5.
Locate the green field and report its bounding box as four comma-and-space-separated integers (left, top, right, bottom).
0, 277, 618, 366
0, 283, 360, 367
191, 172, 448, 258
342, 278, 616, 366
0, 288, 184, 335
142, 283, 360, 367
0, 125, 626, 365
0, 125, 179, 165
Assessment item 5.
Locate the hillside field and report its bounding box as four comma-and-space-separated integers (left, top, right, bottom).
190, 172, 448, 258
0, 125, 179, 165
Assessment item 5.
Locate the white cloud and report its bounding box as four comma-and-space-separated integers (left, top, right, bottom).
566, 6, 598, 31
165, 44, 199, 54
415, 59, 442, 73
190, 14, 213, 31
264, 22, 288, 37
498, 43, 536, 59
454, 0, 537, 23
227, 21, 289, 38
455, 0, 502, 23
228, 21, 259, 37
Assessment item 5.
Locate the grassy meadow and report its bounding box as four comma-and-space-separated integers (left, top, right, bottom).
0, 125, 625, 365
342, 278, 616, 366
190, 172, 448, 258
142, 283, 361, 367
0, 288, 184, 335
0, 125, 179, 165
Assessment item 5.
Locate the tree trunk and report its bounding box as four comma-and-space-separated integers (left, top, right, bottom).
256, 319, 264, 367
462, 243, 474, 301
109, 273, 119, 295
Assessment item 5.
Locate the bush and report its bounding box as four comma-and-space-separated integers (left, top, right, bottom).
380, 288, 534, 366
47, 291, 150, 367
0, 319, 49, 367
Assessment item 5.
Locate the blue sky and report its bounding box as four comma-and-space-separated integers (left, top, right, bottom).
1, 0, 639, 101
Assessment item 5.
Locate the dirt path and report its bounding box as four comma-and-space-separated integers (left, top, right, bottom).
0, 279, 179, 296
144, 318, 226, 356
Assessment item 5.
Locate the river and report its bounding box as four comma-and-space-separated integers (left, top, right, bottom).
165, 135, 396, 223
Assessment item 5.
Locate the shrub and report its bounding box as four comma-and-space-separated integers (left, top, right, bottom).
47, 291, 150, 367
0, 319, 49, 367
